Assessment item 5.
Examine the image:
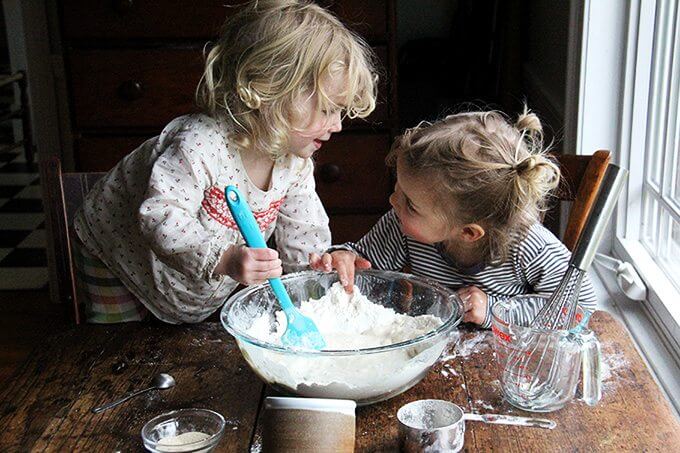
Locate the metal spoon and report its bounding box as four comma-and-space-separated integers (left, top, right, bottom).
91, 373, 176, 414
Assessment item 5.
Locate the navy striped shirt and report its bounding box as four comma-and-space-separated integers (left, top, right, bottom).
333, 210, 597, 328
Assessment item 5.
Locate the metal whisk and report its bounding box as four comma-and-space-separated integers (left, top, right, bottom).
530, 164, 629, 330
502, 164, 628, 410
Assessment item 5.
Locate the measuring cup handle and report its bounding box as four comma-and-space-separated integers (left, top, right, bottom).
581, 331, 602, 406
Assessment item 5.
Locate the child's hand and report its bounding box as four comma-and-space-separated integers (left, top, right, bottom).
457, 286, 488, 325
309, 251, 372, 293
216, 245, 282, 285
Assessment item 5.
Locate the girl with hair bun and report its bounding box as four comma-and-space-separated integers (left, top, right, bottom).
311, 107, 596, 328
73, 0, 377, 324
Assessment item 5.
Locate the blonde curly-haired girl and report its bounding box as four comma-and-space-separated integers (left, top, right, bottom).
74, 0, 377, 324
311, 108, 597, 328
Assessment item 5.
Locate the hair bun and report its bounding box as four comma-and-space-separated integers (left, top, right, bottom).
237, 84, 262, 109
514, 155, 537, 174
515, 109, 542, 135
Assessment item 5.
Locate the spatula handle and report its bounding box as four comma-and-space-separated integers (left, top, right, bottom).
225, 186, 268, 248
224, 186, 294, 311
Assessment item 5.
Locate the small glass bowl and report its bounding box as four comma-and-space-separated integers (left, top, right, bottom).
141, 408, 226, 453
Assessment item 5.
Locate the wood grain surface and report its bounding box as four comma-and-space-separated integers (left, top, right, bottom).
1, 312, 678, 451
0, 323, 263, 452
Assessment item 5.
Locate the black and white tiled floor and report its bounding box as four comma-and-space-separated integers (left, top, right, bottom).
0, 151, 48, 289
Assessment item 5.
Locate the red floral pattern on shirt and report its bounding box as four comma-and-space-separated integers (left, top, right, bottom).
201, 185, 285, 231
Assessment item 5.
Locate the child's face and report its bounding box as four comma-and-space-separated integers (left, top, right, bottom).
288, 74, 346, 159
389, 158, 452, 244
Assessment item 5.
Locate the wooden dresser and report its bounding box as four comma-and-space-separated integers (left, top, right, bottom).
56, 0, 397, 243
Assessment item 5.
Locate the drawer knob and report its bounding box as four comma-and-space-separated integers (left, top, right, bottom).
319, 163, 342, 183
117, 80, 143, 101
112, 0, 134, 14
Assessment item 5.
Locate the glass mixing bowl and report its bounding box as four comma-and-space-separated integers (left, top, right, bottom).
220, 270, 464, 406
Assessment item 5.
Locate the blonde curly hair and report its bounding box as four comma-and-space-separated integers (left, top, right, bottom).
387, 107, 561, 265
196, 0, 378, 159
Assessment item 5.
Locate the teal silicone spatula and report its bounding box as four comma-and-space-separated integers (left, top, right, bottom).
225, 185, 326, 350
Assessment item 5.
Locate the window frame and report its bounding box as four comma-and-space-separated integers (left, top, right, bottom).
613, 0, 680, 340
574, 0, 680, 412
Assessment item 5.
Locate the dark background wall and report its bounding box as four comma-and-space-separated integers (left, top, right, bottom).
396, 0, 570, 147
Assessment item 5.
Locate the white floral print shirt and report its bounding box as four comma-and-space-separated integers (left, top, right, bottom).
74, 114, 331, 324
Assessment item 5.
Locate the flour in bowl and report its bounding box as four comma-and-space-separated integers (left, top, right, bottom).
237, 282, 450, 403
247, 282, 443, 349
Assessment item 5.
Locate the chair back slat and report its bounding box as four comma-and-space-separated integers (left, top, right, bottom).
62, 173, 105, 228
41, 155, 105, 323
554, 150, 611, 251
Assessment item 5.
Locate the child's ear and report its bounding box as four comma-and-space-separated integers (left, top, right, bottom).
461, 224, 485, 242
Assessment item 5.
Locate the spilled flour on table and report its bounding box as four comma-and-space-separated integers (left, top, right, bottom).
473, 399, 496, 411
600, 348, 630, 392
250, 433, 262, 453
440, 363, 459, 379
224, 417, 240, 431
439, 330, 490, 362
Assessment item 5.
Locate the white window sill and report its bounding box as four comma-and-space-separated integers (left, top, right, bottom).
592, 240, 680, 418
614, 238, 680, 345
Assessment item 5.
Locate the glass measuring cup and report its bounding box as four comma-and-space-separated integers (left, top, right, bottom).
491, 295, 601, 412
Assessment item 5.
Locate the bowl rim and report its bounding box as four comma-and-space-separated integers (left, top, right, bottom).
220, 269, 464, 356
490, 294, 591, 336
140, 408, 226, 448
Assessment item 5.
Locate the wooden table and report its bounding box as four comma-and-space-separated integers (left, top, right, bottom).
1, 311, 678, 452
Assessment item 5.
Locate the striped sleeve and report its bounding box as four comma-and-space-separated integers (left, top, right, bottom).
519, 225, 598, 314
329, 210, 408, 271
480, 225, 598, 329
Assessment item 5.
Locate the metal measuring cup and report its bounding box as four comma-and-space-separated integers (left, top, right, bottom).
397, 399, 555, 452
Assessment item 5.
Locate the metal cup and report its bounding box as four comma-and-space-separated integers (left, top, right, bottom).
397, 399, 556, 452
397, 400, 465, 453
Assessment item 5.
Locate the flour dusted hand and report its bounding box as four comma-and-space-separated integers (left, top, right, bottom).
458, 286, 488, 325
309, 250, 371, 294
216, 245, 282, 285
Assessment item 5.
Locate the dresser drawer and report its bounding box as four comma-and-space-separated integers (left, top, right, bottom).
60, 1, 234, 40
60, 0, 388, 42
68, 46, 387, 130
314, 133, 392, 211
75, 133, 395, 205
68, 49, 203, 129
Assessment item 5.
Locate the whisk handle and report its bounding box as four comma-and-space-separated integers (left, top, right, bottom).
570, 164, 628, 271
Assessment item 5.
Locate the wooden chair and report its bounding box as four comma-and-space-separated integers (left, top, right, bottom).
41, 155, 104, 324
552, 150, 611, 251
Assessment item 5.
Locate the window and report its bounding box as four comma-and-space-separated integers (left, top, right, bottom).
576, 0, 680, 413
639, 0, 680, 293
609, 0, 680, 331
